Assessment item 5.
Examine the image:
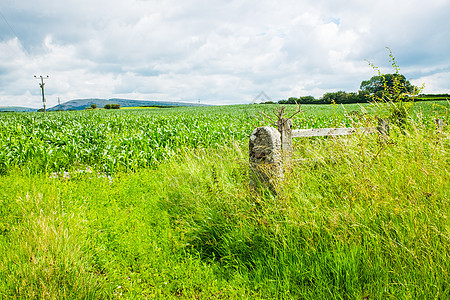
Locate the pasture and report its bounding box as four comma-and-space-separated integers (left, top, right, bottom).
0, 101, 449, 299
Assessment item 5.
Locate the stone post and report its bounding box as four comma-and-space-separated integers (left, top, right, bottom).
280, 118, 293, 168
435, 119, 444, 131
377, 118, 389, 137
249, 126, 283, 192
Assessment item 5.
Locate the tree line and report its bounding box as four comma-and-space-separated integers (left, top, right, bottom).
270, 74, 446, 105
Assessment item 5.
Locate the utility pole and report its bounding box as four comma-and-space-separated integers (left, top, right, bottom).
34, 75, 49, 113
58, 97, 61, 111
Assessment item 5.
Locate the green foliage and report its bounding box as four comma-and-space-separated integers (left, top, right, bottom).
2, 111, 448, 298
103, 104, 120, 109
321, 90, 369, 104
0, 169, 251, 298
282, 50, 424, 107
279, 96, 319, 104
163, 117, 449, 298
0, 103, 447, 176
360, 73, 416, 95
366, 48, 423, 127
103, 104, 119, 109
0, 103, 449, 298
279, 92, 369, 105
0, 107, 259, 175
91, 104, 97, 109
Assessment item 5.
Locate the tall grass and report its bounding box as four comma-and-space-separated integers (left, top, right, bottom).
0, 167, 251, 298
156, 119, 449, 298
0, 102, 448, 298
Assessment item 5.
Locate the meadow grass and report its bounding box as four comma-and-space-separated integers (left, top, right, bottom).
0, 101, 448, 298
0, 165, 251, 299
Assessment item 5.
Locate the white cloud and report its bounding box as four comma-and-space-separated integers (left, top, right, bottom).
413, 72, 450, 95
0, 0, 449, 108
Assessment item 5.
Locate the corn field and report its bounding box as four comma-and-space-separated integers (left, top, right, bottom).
1, 102, 447, 175
0, 108, 260, 174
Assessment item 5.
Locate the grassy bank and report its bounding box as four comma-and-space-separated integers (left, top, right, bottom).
0, 102, 449, 298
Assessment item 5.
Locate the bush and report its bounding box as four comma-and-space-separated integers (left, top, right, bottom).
104, 104, 120, 109
367, 48, 423, 127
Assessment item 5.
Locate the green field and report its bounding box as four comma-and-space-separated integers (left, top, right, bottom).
0, 101, 449, 299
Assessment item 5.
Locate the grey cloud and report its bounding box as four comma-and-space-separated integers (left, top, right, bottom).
1, 0, 449, 107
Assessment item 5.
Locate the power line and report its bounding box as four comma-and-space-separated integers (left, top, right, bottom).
0, 9, 26, 55
0, 10, 19, 38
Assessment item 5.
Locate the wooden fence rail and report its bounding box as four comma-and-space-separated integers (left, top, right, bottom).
249, 118, 444, 192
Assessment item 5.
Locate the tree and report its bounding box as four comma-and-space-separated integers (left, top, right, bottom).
360, 74, 416, 96
321, 91, 347, 103
365, 47, 423, 127
91, 104, 97, 109
104, 103, 120, 109
320, 91, 368, 104
278, 96, 318, 104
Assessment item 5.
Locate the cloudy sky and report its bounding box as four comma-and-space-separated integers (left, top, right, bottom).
1, 0, 449, 108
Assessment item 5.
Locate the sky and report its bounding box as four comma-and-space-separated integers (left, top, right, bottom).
1, 0, 449, 108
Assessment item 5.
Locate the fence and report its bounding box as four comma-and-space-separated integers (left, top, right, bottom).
249, 118, 444, 192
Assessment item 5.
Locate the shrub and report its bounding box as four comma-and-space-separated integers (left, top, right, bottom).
104, 104, 120, 109
366, 47, 423, 127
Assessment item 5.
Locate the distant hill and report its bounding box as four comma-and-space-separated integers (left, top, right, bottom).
0, 106, 38, 112
0, 99, 204, 112
48, 98, 205, 111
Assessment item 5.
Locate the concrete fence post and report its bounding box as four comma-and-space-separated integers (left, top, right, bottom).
435, 119, 444, 131
280, 118, 293, 166
377, 118, 389, 136
249, 126, 283, 192
249, 118, 392, 192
